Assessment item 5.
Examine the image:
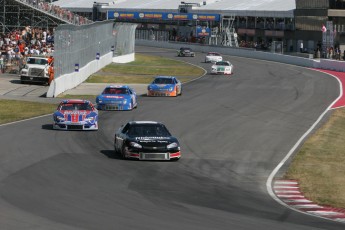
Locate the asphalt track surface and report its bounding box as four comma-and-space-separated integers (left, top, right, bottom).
0, 46, 344, 230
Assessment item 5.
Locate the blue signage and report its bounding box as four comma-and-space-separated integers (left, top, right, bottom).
107, 11, 220, 21
196, 26, 211, 37
75, 63, 79, 72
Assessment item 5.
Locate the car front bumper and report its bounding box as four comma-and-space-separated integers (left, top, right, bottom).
53, 122, 98, 130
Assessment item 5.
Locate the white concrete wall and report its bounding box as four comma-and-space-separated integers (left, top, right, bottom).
319, 59, 345, 72
136, 40, 345, 71
113, 53, 135, 63
46, 52, 135, 98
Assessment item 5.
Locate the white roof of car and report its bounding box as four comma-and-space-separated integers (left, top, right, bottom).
53, 0, 295, 17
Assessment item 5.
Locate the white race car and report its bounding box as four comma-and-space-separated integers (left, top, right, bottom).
211, 61, 234, 75
205, 52, 223, 63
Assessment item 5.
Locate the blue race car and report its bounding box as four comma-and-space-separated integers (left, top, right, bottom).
53, 99, 98, 131
147, 76, 182, 97
96, 85, 137, 110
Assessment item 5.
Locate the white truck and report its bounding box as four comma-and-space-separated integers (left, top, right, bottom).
20, 56, 50, 85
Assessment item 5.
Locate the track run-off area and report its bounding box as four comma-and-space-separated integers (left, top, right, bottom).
0, 46, 344, 230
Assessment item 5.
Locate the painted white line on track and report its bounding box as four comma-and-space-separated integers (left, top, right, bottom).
275, 190, 301, 194
274, 186, 299, 189
284, 199, 312, 203
274, 181, 298, 185
0, 114, 51, 127
292, 205, 323, 208
334, 218, 345, 222
276, 195, 305, 198
307, 211, 344, 216
266, 69, 344, 223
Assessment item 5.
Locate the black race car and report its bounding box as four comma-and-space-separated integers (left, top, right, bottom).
177, 47, 195, 57
114, 121, 181, 161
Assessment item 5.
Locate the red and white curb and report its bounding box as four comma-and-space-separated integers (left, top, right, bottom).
274, 180, 345, 223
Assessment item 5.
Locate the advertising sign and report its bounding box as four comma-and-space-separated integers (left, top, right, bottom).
108, 11, 220, 21
196, 26, 211, 37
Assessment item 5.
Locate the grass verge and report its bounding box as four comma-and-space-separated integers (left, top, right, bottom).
86, 53, 204, 84
284, 108, 345, 209
86, 75, 197, 84
58, 95, 96, 101
0, 100, 57, 125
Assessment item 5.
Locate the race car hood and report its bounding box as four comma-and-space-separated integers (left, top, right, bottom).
54, 110, 96, 122
130, 136, 178, 146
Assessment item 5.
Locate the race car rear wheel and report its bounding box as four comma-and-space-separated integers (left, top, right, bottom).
121, 146, 127, 159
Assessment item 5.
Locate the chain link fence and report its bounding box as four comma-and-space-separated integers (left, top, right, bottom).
135, 29, 170, 42
54, 21, 136, 79
113, 23, 137, 56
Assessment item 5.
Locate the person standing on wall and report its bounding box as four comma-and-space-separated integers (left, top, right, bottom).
47, 55, 54, 85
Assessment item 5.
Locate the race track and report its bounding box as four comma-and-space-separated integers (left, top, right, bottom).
0, 46, 344, 230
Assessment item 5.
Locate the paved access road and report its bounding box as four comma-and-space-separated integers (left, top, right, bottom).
0, 46, 343, 230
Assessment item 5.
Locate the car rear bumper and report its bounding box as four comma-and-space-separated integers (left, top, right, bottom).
97, 103, 132, 111
147, 90, 176, 97
125, 151, 181, 160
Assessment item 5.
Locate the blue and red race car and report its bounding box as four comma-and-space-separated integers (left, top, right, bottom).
53, 99, 98, 130
96, 85, 137, 110
147, 76, 182, 97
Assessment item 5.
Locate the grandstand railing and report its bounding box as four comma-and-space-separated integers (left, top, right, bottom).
16, 0, 92, 25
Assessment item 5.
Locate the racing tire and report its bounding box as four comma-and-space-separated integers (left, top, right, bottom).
121, 145, 127, 159
171, 158, 180, 161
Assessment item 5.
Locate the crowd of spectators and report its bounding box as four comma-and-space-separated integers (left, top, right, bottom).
0, 0, 92, 73
0, 26, 54, 73
239, 40, 271, 50
19, 0, 92, 25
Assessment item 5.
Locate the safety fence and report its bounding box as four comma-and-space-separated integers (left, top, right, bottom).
135, 29, 169, 42
113, 23, 137, 57
54, 21, 136, 79
47, 22, 137, 97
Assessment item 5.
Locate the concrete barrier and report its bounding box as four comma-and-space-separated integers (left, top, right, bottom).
113, 53, 135, 63
136, 40, 345, 71
47, 52, 134, 98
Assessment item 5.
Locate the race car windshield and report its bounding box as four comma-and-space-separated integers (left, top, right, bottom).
153, 78, 173, 84
208, 53, 220, 56
103, 88, 128, 94
60, 103, 92, 111
216, 62, 230, 66
127, 124, 171, 137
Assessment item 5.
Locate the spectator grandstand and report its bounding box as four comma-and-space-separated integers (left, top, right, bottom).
0, 0, 93, 73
